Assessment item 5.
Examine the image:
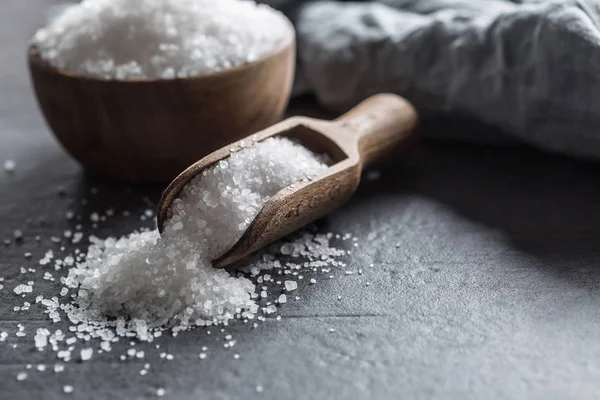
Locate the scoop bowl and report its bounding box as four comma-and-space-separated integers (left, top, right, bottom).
157, 94, 419, 268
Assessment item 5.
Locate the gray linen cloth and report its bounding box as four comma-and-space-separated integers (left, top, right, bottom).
262, 0, 600, 159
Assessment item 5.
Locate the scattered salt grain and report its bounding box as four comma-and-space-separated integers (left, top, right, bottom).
80, 348, 93, 361
157, 388, 165, 397
264, 305, 277, 314
278, 294, 287, 304
63, 385, 74, 394
16, 372, 27, 381
284, 281, 298, 291
14, 284, 32, 295
34, 329, 49, 348
4, 159, 16, 172
72, 232, 83, 244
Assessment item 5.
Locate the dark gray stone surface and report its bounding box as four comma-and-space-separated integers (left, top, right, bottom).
1, 1, 600, 399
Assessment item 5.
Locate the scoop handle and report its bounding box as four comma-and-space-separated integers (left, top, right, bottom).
334, 93, 418, 167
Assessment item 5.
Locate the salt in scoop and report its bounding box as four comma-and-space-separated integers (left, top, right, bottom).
157, 94, 418, 268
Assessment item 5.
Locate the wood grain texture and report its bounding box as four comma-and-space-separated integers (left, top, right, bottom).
27, 29, 296, 184
157, 94, 418, 268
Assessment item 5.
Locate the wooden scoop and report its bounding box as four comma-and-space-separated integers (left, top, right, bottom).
157, 93, 418, 268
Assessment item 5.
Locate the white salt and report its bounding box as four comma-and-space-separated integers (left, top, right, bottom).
63, 385, 74, 393
63, 137, 327, 332
4, 160, 16, 172
284, 281, 298, 291
72, 232, 84, 244
14, 284, 33, 295
16, 372, 27, 381
80, 348, 93, 361
264, 305, 277, 314
34, 329, 49, 349
32, 0, 291, 80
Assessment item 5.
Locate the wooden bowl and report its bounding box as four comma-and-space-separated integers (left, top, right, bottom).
28, 28, 296, 183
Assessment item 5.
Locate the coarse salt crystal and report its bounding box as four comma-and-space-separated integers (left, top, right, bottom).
4, 159, 16, 172
80, 348, 93, 361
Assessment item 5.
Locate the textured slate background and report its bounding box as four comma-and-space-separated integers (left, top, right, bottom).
1, 1, 600, 399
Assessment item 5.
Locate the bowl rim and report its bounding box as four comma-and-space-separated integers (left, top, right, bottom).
28, 16, 296, 84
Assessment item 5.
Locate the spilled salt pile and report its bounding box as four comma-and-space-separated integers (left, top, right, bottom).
2, 136, 364, 394
32, 0, 290, 79
63, 137, 328, 336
